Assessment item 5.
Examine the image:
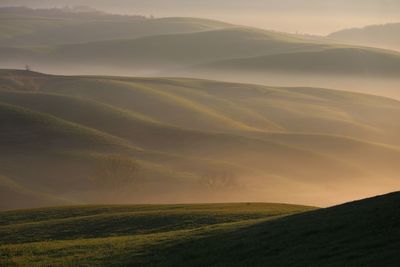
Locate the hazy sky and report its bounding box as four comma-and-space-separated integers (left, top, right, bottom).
1, 0, 400, 34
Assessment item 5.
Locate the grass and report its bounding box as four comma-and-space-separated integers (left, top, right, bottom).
1, 192, 399, 266
0, 203, 314, 266
137, 191, 400, 267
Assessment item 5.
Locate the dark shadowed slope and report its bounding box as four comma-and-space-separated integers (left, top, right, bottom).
328, 23, 400, 52
136, 191, 400, 267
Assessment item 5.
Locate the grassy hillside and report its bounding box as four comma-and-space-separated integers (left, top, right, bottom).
0, 101, 129, 149
3, 70, 400, 144
0, 192, 398, 266
0, 95, 230, 209
195, 47, 400, 76
328, 22, 400, 52
0, 7, 230, 46
150, 191, 400, 267
0, 203, 314, 266
0, 101, 148, 208
1, 70, 400, 208
0, 203, 314, 243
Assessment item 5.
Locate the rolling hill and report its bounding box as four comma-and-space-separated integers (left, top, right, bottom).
0, 26, 332, 74
1, 7, 400, 80
0, 6, 231, 46
0, 174, 68, 210
0, 192, 398, 266
328, 22, 400, 52
194, 46, 400, 77
2, 25, 399, 78
1, 69, 400, 209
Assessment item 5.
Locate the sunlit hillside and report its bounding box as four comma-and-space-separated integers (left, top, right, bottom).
1, 2, 400, 266
1, 70, 400, 209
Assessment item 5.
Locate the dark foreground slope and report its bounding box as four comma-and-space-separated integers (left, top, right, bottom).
0, 192, 399, 266
154, 191, 400, 267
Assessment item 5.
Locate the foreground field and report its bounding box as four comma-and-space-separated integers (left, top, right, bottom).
0, 203, 314, 266
1, 192, 399, 266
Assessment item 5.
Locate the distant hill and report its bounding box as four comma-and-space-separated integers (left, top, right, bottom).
1, 70, 400, 209
194, 46, 400, 77
0, 6, 231, 46
0, 192, 398, 266
0, 27, 330, 70
2, 24, 400, 78
328, 23, 400, 51
1, 8, 400, 80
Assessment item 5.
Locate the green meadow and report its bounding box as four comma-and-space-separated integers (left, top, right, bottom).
1, 192, 399, 266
